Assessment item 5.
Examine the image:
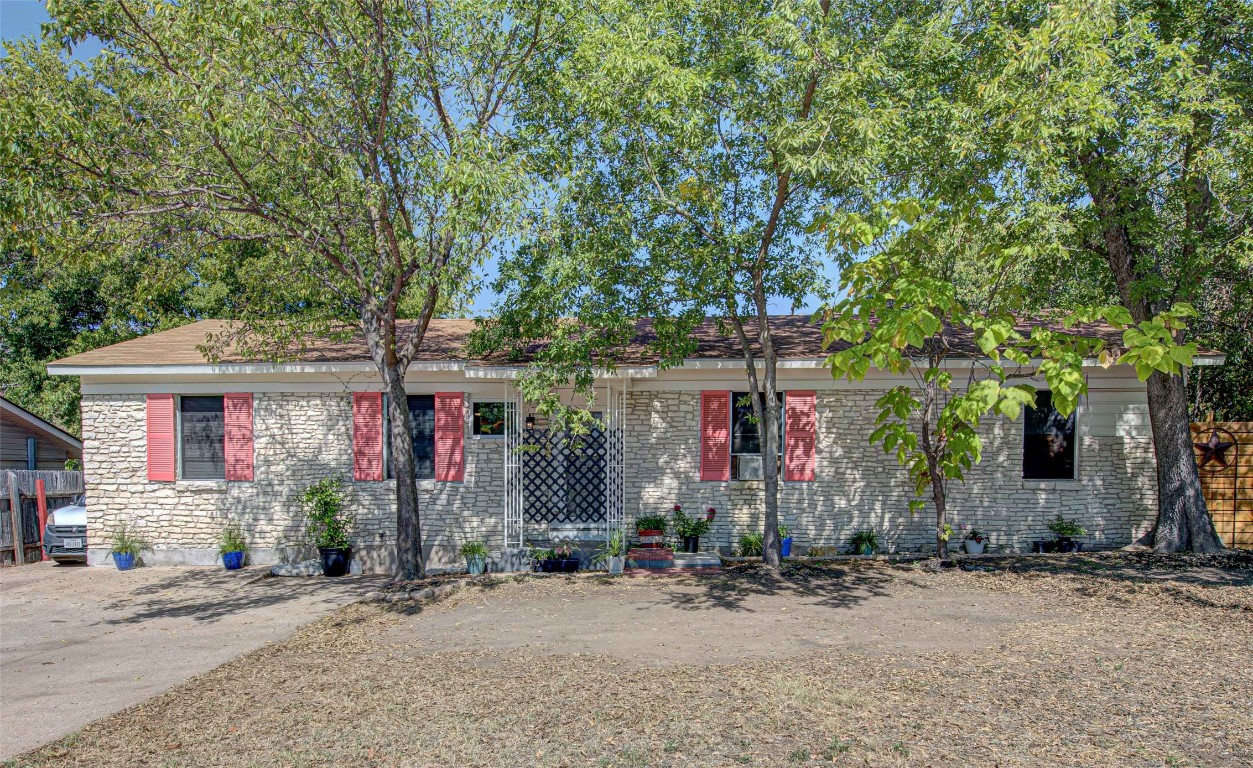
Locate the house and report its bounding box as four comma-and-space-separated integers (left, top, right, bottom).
1, 396, 82, 471
46, 317, 1219, 571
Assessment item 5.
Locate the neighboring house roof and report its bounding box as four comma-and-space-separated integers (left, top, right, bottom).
45, 316, 1222, 373
0, 396, 83, 454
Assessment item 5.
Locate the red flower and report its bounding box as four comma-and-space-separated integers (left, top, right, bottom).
706, 507, 716, 521
673, 504, 682, 512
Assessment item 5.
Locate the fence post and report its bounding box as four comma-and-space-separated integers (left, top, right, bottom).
6, 472, 23, 566
36, 479, 48, 561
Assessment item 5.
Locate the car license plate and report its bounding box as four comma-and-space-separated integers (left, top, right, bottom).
64, 538, 83, 549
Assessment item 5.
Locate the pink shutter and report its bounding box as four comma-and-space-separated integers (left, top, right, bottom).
700, 391, 731, 481
352, 392, 384, 482
223, 393, 254, 481
434, 392, 465, 482
146, 394, 176, 482
784, 391, 817, 482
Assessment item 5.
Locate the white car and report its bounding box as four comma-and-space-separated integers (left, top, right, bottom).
43, 496, 88, 564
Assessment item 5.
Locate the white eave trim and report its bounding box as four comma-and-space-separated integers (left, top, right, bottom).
46, 361, 466, 376
0, 398, 83, 451
464, 365, 659, 380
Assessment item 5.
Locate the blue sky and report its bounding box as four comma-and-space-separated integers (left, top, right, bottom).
1, 1, 830, 317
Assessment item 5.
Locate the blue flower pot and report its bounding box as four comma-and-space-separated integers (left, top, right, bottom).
781, 537, 793, 558
465, 555, 486, 576
113, 552, 135, 571
222, 550, 245, 570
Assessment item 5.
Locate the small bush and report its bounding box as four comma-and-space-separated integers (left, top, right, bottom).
459, 541, 490, 558
109, 523, 151, 557
218, 522, 249, 556
302, 476, 353, 549
739, 531, 764, 556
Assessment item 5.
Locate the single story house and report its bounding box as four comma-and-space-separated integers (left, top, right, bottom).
47, 317, 1219, 571
1, 396, 82, 471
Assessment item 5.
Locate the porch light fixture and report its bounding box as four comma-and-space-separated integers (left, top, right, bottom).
525, 414, 536, 430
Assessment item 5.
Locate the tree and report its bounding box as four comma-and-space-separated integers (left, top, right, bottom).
1, 0, 566, 578
483, 0, 928, 567
925, 0, 1250, 551
0, 247, 235, 434
819, 199, 1199, 558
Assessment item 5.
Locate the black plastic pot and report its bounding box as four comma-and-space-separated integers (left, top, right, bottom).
1059, 540, 1084, 553
559, 557, 580, 573
319, 547, 352, 577
1032, 540, 1060, 554
682, 535, 700, 553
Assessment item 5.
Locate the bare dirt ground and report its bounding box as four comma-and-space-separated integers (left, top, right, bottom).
6, 553, 1251, 768
0, 563, 384, 758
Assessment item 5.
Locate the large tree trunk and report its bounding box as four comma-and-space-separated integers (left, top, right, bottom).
1145, 370, 1225, 552
1079, 153, 1221, 552
364, 311, 427, 581
761, 357, 783, 569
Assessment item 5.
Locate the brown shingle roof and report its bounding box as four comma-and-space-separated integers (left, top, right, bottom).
48, 315, 1161, 370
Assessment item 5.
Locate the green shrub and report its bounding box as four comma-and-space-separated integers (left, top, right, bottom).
738, 531, 764, 556
849, 529, 879, 554
592, 529, 629, 567
302, 476, 353, 549
109, 523, 151, 557
635, 513, 668, 533
1048, 515, 1086, 539
459, 541, 490, 558
217, 522, 249, 556
672, 505, 710, 538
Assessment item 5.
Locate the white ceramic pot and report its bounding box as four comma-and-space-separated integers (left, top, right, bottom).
964, 539, 986, 555
608, 556, 625, 575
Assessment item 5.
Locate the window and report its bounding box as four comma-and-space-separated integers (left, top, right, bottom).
1023, 390, 1076, 480
386, 395, 436, 480
179, 396, 225, 480
472, 401, 506, 436
731, 392, 784, 481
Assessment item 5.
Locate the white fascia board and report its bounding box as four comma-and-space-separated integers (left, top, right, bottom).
678, 358, 829, 370
466, 363, 661, 378
47, 361, 466, 377
0, 398, 83, 450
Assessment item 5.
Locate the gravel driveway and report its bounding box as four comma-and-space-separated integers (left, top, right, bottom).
0, 562, 384, 758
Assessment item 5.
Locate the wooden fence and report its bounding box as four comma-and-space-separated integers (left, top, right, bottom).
1191, 422, 1253, 550
0, 470, 84, 566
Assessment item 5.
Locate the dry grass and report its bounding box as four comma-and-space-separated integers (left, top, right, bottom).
8, 554, 1251, 768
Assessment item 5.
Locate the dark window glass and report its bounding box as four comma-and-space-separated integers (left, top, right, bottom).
408, 395, 436, 480
473, 401, 506, 436
731, 392, 784, 455
1023, 390, 1076, 480
180, 396, 225, 480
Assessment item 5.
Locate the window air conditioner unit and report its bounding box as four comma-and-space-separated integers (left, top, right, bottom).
734, 454, 763, 481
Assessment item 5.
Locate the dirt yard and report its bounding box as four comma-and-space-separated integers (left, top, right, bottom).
7, 553, 1251, 768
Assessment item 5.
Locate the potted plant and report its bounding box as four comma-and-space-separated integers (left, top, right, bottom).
635, 513, 668, 549
963, 526, 987, 555
109, 523, 150, 571
551, 541, 580, 572
849, 529, 878, 556
218, 522, 249, 570
779, 524, 793, 558
459, 541, 490, 575
302, 476, 354, 577
672, 504, 712, 553
592, 529, 629, 574
738, 531, 764, 557
1047, 515, 1087, 553
530, 546, 555, 572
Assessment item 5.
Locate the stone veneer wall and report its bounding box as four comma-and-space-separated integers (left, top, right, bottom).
81, 393, 502, 572
82, 385, 1158, 570
624, 390, 1158, 554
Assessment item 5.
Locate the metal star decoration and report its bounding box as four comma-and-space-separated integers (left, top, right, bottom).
1194, 429, 1237, 469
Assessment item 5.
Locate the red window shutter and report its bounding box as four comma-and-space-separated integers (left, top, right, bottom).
352, 392, 384, 482
223, 393, 254, 481
700, 391, 731, 481
146, 394, 176, 482
434, 392, 465, 482
784, 391, 817, 482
